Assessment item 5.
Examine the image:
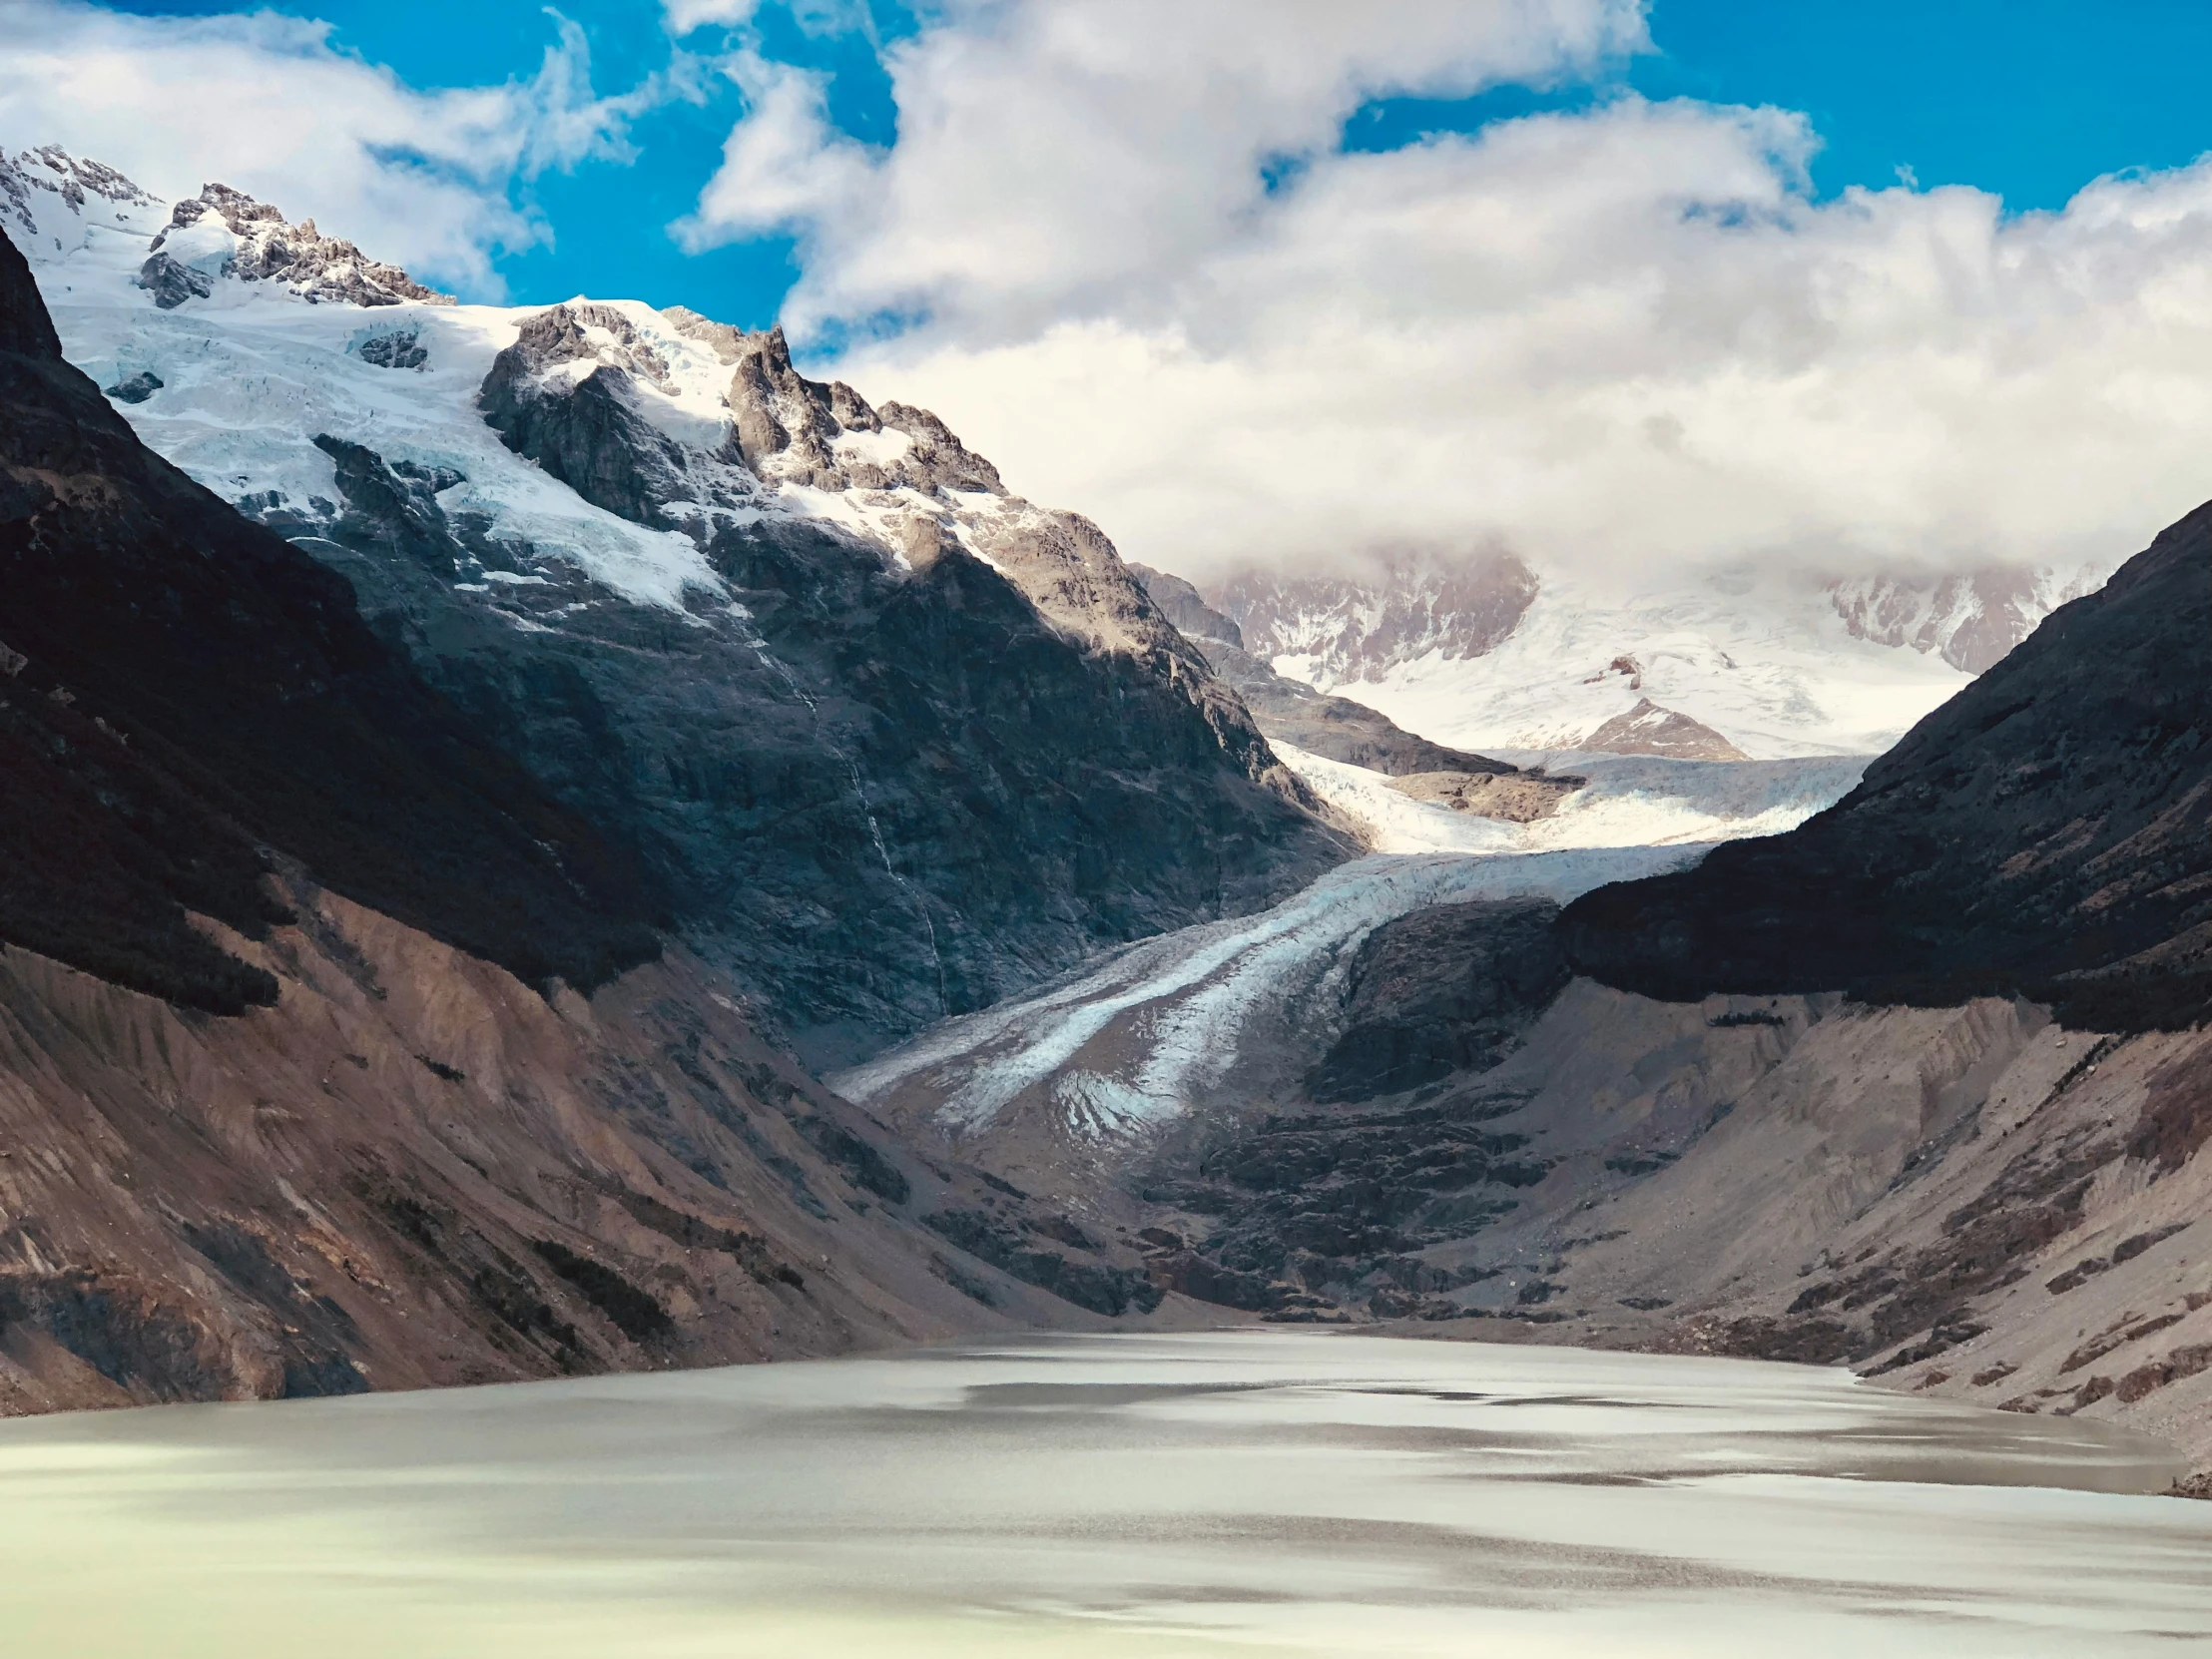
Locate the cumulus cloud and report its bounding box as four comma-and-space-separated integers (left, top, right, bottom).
672, 50, 875, 250
686, 0, 1647, 338
0, 0, 682, 297
685, 0, 2212, 583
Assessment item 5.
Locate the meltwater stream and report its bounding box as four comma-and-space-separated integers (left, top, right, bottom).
1, 1332, 2205, 1657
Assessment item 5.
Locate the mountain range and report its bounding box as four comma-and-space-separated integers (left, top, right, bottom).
2, 141, 2209, 1489
1183, 545, 2109, 762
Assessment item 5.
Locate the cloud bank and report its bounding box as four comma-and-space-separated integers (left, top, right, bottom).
684, 0, 2212, 583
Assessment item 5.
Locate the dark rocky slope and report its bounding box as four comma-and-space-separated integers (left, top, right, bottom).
0, 225, 658, 1009
0, 888, 1172, 1414
1560, 507, 2212, 1029
266, 306, 1348, 1065
1307, 900, 1571, 1102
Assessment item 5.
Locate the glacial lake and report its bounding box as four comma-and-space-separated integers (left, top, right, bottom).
1, 1331, 2206, 1657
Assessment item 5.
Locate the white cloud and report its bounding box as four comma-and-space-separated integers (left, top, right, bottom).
665, 0, 763, 34
684, 0, 2212, 583
686, 0, 1647, 338
672, 50, 876, 250
0, 0, 678, 298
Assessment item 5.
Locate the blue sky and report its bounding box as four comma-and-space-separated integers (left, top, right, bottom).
97, 0, 2212, 322
37, 0, 2212, 581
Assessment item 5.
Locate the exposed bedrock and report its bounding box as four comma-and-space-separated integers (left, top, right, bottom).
1580, 697, 1748, 762
1307, 899, 1571, 1102
1559, 504, 2212, 1029
426, 305, 1350, 1063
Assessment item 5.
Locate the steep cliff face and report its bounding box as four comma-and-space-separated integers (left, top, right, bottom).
1560, 504, 2212, 1030
142, 180, 449, 309
14, 151, 1350, 1065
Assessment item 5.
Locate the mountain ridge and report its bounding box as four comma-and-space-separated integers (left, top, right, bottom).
6, 142, 1350, 1063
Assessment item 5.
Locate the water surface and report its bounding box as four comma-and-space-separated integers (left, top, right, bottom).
1, 1332, 2204, 1657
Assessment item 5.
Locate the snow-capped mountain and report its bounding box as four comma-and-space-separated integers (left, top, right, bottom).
1827, 566, 2109, 674
2, 144, 1347, 1064
1202, 549, 2110, 761
1214, 550, 1538, 684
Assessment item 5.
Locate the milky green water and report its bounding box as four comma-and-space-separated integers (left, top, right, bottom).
0, 1332, 2204, 1657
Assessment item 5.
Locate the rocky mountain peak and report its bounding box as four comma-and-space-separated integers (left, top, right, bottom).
0, 145, 154, 243
1828, 565, 2108, 675
1212, 549, 1540, 687
515, 301, 675, 385
141, 181, 450, 309
1583, 698, 1749, 761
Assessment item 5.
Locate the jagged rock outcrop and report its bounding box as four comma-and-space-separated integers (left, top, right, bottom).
357, 328, 426, 370
0, 144, 152, 245
0, 222, 658, 1007
1211, 550, 1539, 684
101, 368, 161, 402
1582, 698, 1748, 761
145, 181, 450, 308
1560, 505, 2212, 1029
477, 302, 714, 524
444, 301, 1351, 1060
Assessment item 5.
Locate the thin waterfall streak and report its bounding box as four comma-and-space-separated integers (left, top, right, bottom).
745, 632, 949, 1014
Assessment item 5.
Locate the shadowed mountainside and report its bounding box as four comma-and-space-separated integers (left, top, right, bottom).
0, 225, 660, 1009
0, 219, 1229, 1413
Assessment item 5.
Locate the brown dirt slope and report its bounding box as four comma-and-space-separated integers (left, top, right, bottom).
0, 881, 1176, 1415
